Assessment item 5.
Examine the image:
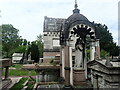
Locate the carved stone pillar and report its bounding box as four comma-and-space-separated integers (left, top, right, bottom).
84, 46, 87, 79
69, 46, 73, 85
60, 47, 62, 78
95, 40, 100, 59
64, 46, 71, 87
90, 42, 95, 61
39, 71, 44, 82
61, 47, 65, 78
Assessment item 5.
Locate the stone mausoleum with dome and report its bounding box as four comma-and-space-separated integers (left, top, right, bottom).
42, 1, 120, 88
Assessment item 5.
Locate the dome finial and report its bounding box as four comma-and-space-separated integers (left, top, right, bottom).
75, 0, 78, 9
73, 0, 80, 13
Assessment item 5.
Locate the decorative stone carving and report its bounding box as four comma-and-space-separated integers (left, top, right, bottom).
74, 38, 83, 68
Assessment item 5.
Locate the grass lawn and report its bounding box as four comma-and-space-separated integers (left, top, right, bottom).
2, 64, 36, 76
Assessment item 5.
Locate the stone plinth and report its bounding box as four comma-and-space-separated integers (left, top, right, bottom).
73, 68, 86, 86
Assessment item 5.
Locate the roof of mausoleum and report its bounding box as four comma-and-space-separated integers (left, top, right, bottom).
43, 16, 66, 32
63, 2, 99, 39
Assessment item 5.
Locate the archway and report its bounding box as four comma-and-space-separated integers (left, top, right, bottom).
59, 2, 100, 87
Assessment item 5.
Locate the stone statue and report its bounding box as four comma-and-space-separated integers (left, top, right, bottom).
28, 52, 31, 60
74, 38, 83, 67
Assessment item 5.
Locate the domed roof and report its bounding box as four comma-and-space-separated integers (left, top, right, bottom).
60, 1, 100, 46
63, 7, 95, 39
66, 9, 88, 23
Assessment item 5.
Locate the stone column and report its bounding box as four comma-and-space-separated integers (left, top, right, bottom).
95, 40, 100, 59
60, 47, 62, 77
36, 70, 41, 83
90, 42, 95, 61
39, 71, 44, 82
64, 46, 71, 87
44, 73, 47, 82
4, 67, 9, 79
69, 46, 73, 85
84, 46, 87, 79
61, 47, 65, 78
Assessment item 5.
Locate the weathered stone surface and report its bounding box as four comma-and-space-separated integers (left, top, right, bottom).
22, 64, 60, 70
73, 68, 86, 86
88, 59, 120, 88
0, 58, 12, 67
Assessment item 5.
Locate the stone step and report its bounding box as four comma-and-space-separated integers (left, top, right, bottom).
2, 79, 12, 90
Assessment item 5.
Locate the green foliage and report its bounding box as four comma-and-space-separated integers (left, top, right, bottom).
50, 58, 54, 64
1, 24, 29, 58
10, 77, 35, 90
37, 34, 43, 42
7, 69, 36, 76
86, 49, 90, 60
2, 24, 21, 57
0, 44, 2, 57
11, 64, 22, 69
14, 46, 26, 53
31, 41, 39, 63
49, 58, 56, 65
2, 64, 36, 76
100, 49, 110, 58
26, 41, 40, 63
26, 79, 35, 90
36, 34, 43, 58
10, 77, 28, 90
23, 39, 27, 46
8, 45, 26, 58
109, 44, 119, 56
96, 23, 119, 57
50, 59, 57, 66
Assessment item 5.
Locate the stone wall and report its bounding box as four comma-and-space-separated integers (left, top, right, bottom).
88, 60, 120, 88
43, 32, 60, 50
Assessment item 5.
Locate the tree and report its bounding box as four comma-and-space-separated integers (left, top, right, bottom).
37, 34, 43, 42
30, 41, 39, 63
95, 23, 119, 57
1, 24, 29, 58
1, 24, 21, 57
23, 39, 27, 46
36, 34, 43, 58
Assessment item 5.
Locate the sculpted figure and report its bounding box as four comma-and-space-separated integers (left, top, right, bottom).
74, 38, 83, 67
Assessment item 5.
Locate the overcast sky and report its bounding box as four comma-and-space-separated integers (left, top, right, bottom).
0, 0, 119, 44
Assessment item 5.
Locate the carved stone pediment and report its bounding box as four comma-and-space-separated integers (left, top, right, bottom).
87, 60, 120, 75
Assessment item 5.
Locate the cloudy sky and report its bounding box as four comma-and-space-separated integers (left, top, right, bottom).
0, 0, 119, 44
